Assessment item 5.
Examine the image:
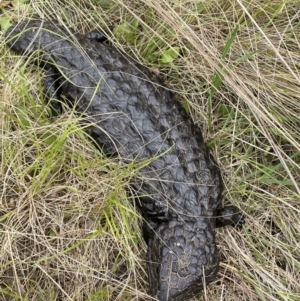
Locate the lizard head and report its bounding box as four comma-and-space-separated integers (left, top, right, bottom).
147, 218, 219, 301
5, 20, 68, 56
5, 20, 46, 54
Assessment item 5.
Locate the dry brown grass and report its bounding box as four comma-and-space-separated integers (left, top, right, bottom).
1, 0, 300, 300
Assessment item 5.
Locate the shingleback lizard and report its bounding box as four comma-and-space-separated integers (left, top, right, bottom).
5, 20, 244, 301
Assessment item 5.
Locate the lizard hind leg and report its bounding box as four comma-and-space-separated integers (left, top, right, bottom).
216, 205, 245, 228
43, 68, 63, 116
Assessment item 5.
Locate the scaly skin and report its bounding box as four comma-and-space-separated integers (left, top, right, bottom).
6, 20, 244, 301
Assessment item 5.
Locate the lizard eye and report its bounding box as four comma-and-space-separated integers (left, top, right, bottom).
156, 265, 160, 275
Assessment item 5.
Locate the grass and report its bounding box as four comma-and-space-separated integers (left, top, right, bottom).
1, 0, 300, 300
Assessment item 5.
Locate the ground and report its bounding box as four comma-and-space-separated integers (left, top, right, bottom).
0, 1, 299, 300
